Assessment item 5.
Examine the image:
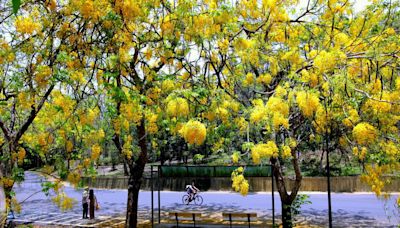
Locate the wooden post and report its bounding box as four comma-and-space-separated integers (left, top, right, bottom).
89, 189, 95, 219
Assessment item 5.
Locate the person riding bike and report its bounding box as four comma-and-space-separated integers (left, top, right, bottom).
185, 180, 200, 202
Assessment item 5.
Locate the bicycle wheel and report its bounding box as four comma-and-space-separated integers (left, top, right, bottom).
182, 195, 190, 205
194, 195, 203, 205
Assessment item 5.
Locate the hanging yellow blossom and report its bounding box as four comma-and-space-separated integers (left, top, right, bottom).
15, 16, 41, 34
179, 120, 207, 146
167, 98, 189, 117
91, 144, 101, 161
67, 172, 81, 186
231, 167, 249, 196
250, 105, 267, 124
17, 148, 26, 165
161, 79, 175, 93
281, 145, 292, 159
352, 122, 377, 145
231, 152, 240, 164
256, 73, 272, 85
251, 141, 278, 164
243, 72, 255, 87
296, 91, 321, 117
272, 113, 289, 130
266, 97, 289, 117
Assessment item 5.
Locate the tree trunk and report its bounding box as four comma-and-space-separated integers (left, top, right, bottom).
282, 202, 293, 228
271, 147, 302, 228
123, 159, 129, 176
125, 119, 147, 228
126, 175, 141, 228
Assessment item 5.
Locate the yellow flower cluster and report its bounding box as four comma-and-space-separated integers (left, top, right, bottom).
300, 69, 319, 87
342, 108, 360, 128
313, 50, 336, 73
352, 122, 377, 145
1, 177, 14, 188
79, 108, 99, 126
91, 144, 101, 161
250, 103, 267, 123
67, 172, 81, 186
218, 39, 229, 54
116, 0, 143, 22
167, 98, 189, 118
266, 97, 289, 117
35, 65, 52, 88
215, 107, 229, 123
267, 97, 289, 130
271, 113, 289, 130
334, 32, 349, 46
212, 138, 225, 153
231, 152, 240, 164
70, 0, 110, 21
146, 112, 158, 134
53, 91, 75, 115
243, 72, 255, 87
281, 145, 291, 159
352, 147, 367, 160
121, 101, 143, 126
123, 135, 133, 160
251, 141, 278, 164
296, 91, 321, 117
17, 148, 26, 165
52, 192, 76, 211
179, 120, 207, 146
250, 97, 289, 130
161, 79, 175, 93
17, 92, 34, 110
234, 117, 248, 133
363, 96, 392, 115
256, 73, 272, 85
15, 16, 41, 34
361, 165, 389, 197
380, 141, 399, 160
231, 167, 249, 196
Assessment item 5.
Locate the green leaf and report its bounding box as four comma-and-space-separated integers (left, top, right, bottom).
12, 0, 21, 14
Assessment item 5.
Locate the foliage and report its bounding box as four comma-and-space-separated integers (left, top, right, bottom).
292, 194, 312, 220
193, 154, 205, 164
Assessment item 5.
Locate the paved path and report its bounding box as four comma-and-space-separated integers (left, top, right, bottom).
12, 172, 400, 227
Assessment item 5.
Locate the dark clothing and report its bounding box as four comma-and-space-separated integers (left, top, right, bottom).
82, 203, 88, 219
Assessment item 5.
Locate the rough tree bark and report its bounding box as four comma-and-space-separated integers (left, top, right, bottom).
125, 119, 147, 228
271, 147, 302, 228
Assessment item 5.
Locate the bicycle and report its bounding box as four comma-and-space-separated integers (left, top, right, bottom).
182, 192, 203, 205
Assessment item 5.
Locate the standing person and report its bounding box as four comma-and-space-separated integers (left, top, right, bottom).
82, 187, 89, 219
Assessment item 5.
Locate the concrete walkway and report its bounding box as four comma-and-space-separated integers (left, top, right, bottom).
11, 172, 400, 227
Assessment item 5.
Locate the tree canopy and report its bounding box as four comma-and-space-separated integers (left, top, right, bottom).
1, 0, 399, 227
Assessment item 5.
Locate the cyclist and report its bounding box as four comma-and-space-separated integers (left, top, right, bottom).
185, 180, 200, 202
